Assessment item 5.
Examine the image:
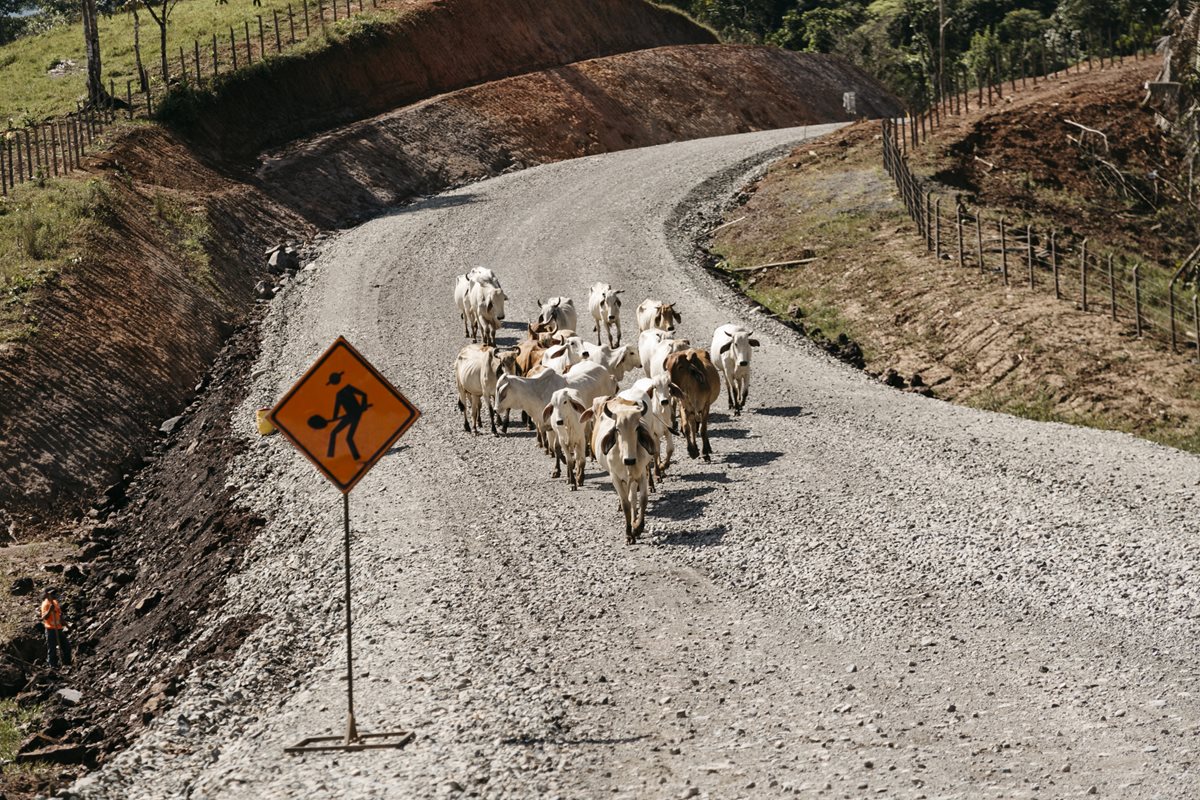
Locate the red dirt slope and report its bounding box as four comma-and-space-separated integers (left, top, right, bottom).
258, 45, 899, 227
188, 0, 715, 158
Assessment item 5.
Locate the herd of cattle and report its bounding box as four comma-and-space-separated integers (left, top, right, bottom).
452, 266, 760, 543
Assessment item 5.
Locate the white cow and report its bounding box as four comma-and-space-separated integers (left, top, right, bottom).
619, 374, 674, 479
496, 361, 617, 457
543, 388, 590, 489
638, 328, 670, 378
536, 297, 578, 333
454, 344, 505, 435
583, 397, 656, 544
711, 324, 761, 415
588, 284, 624, 347
454, 269, 502, 338
467, 281, 508, 346
648, 337, 691, 379
578, 341, 641, 381
636, 299, 681, 333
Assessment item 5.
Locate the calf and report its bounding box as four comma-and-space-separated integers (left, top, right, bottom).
636, 299, 681, 333
588, 283, 624, 347
468, 281, 508, 346
583, 397, 656, 544
543, 388, 589, 489
496, 361, 616, 458
710, 324, 761, 415
536, 296, 578, 333
664, 348, 721, 461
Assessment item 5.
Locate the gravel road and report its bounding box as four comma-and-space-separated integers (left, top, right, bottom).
72, 125, 1200, 799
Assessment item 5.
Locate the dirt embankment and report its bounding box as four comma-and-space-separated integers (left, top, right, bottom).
258, 46, 898, 227
185, 0, 715, 158
709, 64, 1200, 453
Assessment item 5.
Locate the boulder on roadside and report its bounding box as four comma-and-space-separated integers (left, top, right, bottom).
134, 591, 162, 616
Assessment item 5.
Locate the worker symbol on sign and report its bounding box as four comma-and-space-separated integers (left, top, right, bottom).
308, 372, 372, 460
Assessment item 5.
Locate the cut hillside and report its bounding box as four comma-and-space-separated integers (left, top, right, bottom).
707, 61, 1200, 454
257, 45, 899, 227
169, 0, 717, 158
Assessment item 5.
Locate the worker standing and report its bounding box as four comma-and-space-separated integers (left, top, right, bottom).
40, 589, 71, 670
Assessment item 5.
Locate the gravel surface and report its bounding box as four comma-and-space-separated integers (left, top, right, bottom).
70, 125, 1200, 799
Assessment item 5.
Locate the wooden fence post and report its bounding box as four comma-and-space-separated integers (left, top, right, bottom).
0, 139, 6, 196
288, 5, 296, 44
231, 28, 238, 70
1193, 294, 1199, 363
934, 198, 942, 259
258, 15, 266, 57
245, 20, 253, 66
213, 34, 219, 76
999, 218, 1009, 285
1133, 264, 1142, 337
303, 0, 310, 37
975, 212, 984, 272
1051, 232, 1060, 299
1080, 238, 1088, 312
15, 130, 24, 183
194, 40, 201, 84
1026, 224, 1034, 289
320, 0, 327, 32
274, 10, 282, 51
332, 0, 337, 22
925, 191, 933, 251
957, 203, 965, 268
50, 124, 58, 177
126, 80, 133, 118
1108, 253, 1116, 320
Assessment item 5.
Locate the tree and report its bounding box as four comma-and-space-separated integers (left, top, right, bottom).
141, 0, 181, 85
771, 5, 865, 52
81, 0, 106, 106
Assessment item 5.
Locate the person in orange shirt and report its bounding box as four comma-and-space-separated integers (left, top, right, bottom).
40, 589, 71, 670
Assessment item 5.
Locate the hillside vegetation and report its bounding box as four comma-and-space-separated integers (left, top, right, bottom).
660, 0, 1167, 106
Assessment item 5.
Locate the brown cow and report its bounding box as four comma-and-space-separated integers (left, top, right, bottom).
664, 348, 721, 462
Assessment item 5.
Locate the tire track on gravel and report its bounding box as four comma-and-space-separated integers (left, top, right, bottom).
74, 125, 1200, 799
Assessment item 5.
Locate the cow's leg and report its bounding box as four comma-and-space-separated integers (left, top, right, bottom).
552, 442, 563, 479
461, 312, 470, 338
726, 370, 737, 412
574, 446, 586, 486
501, 411, 511, 434
682, 408, 699, 459
634, 473, 649, 536
594, 318, 602, 345
613, 322, 621, 348
701, 407, 712, 461
487, 398, 498, 435
470, 396, 483, 435
662, 429, 674, 472
458, 399, 471, 433
616, 480, 634, 543
740, 376, 750, 412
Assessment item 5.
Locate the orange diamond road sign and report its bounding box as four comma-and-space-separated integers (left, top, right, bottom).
269, 337, 421, 493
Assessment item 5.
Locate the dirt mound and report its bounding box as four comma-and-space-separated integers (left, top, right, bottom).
183, 0, 715, 158
913, 60, 1189, 266
257, 45, 899, 227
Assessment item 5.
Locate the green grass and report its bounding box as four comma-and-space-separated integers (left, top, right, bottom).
0, 0, 346, 121
0, 176, 112, 341
151, 192, 211, 285
0, 700, 41, 761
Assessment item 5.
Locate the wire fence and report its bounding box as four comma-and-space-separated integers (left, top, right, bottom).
883, 116, 1200, 359
0, 0, 387, 195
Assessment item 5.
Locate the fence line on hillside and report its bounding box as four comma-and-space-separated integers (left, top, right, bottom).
882, 117, 1200, 360
0, 0, 386, 195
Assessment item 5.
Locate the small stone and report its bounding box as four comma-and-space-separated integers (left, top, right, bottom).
946, 703, 957, 713
847, 664, 858, 673
159, 416, 183, 436
57, 688, 82, 705
134, 590, 162, 616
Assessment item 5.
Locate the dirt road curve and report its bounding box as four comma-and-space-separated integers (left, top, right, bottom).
74, 126, 1200, 799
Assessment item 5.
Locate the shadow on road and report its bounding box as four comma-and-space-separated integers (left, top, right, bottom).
653, 485, 715, 521
659, 523, 728, 547
725, 450, 784, 468
753, 405, 811, 418
501, 734, 649, 747
386, 193, 484, 217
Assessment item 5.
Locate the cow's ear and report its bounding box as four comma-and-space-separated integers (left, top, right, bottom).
602, 401, 615, 419
749, 338, 761, 348
719, 341, 733, 356
600, 430, 617, 456
674, 310, 682, 321
636, 425, 657, 456
569, 398, 587, 414
542, 404, 553, 423
668, 382, 684, 399
580, 408, 594, 425
487, 300, 493, 311
547, 346, 566, 359
536, 299, 543, 306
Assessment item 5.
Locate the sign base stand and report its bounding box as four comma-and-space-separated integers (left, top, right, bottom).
284, 729, 415, 754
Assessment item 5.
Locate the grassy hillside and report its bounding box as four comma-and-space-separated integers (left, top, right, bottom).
1, 0, 350, 120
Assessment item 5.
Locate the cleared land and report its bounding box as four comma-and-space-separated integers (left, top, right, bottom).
710, 60, 1200, 453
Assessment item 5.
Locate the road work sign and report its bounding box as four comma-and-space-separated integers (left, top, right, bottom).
269, 336, 421, 493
